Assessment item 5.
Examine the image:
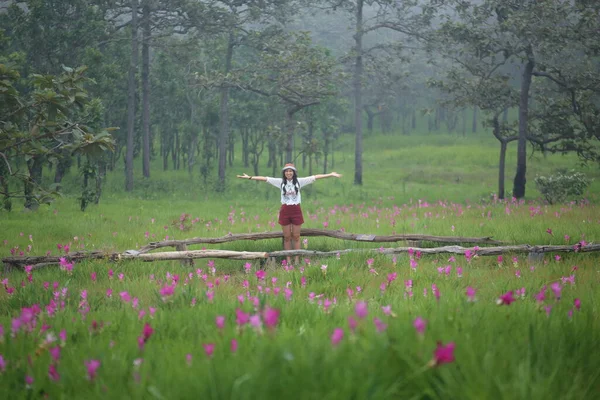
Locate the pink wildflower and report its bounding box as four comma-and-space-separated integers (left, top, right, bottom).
355, 301, 368, 319
413, 317, 426, 335
84, 359, 101, 381
497, 291, 515, 305
203, 343, 215, 358
331, 328, 344, 346
432, 341, 455, 366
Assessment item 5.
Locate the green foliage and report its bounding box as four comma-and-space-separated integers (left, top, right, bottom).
534, 169, 592, 205
0, 63, 115, 210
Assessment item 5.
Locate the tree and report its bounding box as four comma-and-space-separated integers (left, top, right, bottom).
0, 64, 115, 210
314, 0, 434, 184
430, 0, 599, 198
238, 31, 341, 163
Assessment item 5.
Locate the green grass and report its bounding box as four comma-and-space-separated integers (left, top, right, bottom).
1, 131, 600, 399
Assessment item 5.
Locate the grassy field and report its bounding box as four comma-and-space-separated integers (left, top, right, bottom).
1, 131, 599, 399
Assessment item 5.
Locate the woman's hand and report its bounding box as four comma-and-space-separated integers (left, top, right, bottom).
236, 173, 251, 179
330, 172, 342, 178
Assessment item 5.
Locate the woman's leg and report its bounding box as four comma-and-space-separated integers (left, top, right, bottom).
291, 224, 302, 265
282, 224, 293, 265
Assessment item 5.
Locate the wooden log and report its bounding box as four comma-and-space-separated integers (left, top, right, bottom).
137, 228, 503, 253
175, 243, 192, 267
3, 243, 599, 270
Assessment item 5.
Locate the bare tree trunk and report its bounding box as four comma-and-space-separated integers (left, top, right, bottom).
353, 0, 364, 185
513, 52, 535, 199
24, 155, 44, 210
217, 32, 235, 191
125, 0, 138, 191
141, 1, 151, 179
471, 106, 478, 133
498, 140, 507, 200
285, 110, 294, 162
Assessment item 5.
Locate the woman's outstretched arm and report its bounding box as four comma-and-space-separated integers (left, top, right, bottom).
236, 173, 268, 182
314, 172, 342, 180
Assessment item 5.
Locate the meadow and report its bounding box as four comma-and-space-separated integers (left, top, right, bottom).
1, 131, 600, 399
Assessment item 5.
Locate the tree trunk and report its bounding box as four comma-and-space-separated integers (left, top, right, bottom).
513, 54, 535, 199
125, 0, 138, 192
471, 106, 478, 133
365, 107, 374, 134
353, 0, 364, 185
285, 110, 294, 163
241, 128, 249, 167
141, 1, 151, 179
498, 139, 507, 200
24, 155, 44, 210
53, 150, 71, 183
228, 136, 234, 167
217, 32, 235, 191
94, 159, 106, 204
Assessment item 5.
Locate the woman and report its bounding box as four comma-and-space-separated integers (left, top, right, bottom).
237, 163, 342, 265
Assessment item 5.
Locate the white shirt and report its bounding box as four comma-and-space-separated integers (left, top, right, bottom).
266, 176, 316, 205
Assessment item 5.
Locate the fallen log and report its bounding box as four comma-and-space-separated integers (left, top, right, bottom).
137, 228, 503, 253
3, 243, 598, 271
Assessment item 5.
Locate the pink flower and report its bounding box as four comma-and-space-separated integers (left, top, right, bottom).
466, 287, 476, 302
348, 316, 358, 333
497, 291, 515, 305
263, 307, 280, 330
535, 289, 546, 303
49, 346, 60, 363
159, 284, 175, 299
546, 228, 553, 236
432, 284, 440, 301
331, 328, 344, 347
550, 282, 562, 299
59, 329, 67, 344
142, 323, 154, 342
48, 364, 60, 382
413, 317, 426, 335
186, 354, 192, 367
0, 355, 6, 372
230, 338, 238, 353
235, 309, 250, 326
84, 359, 101, 381
216, 316, 225, 330
574, 298, 581, 310
25, 374, 34, 388
432, 341, 455, 366
255, 270, 265, 281
381, 305, 392, 315
355, 301, 368, 319
373, 317, 387, 333
203, 343, 215, 358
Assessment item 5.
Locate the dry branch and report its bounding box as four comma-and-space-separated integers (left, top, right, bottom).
137, 228, 503, 253
3, 243, 598, 271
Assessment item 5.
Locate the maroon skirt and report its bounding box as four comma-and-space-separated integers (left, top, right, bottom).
278, 204, 304, 226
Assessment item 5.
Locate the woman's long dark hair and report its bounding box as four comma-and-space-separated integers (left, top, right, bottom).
281, 169, 299, 196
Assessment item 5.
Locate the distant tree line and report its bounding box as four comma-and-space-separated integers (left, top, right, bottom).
0, 0, 598, 209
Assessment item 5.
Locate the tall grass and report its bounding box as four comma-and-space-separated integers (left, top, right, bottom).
1, 132, 599, 399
